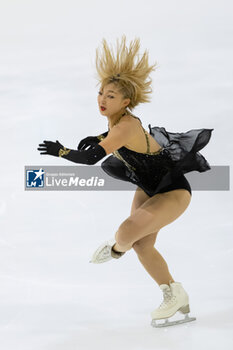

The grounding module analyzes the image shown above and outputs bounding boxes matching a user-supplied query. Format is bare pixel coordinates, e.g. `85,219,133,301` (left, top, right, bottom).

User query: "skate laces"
159,287,176,309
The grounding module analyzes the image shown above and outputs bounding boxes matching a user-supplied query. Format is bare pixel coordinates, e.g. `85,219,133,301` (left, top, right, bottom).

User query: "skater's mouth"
100,106,106,111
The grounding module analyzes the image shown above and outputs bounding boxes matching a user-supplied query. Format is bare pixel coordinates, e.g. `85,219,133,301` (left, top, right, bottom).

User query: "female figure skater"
38,35,213,328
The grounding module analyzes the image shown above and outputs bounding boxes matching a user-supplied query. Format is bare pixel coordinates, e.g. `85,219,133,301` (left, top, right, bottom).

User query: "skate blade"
151,314,196,328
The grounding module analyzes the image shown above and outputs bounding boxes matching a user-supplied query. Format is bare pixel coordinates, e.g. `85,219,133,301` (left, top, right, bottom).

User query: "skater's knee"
132,232,159,256
115,220,136,247
132,241,155,256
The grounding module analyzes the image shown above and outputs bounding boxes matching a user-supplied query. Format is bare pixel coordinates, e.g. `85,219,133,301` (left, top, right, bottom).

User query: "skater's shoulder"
98,119,136,155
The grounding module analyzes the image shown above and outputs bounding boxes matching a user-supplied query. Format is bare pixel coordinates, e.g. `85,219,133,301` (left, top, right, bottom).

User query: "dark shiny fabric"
62,143,107,165
101,125,214,197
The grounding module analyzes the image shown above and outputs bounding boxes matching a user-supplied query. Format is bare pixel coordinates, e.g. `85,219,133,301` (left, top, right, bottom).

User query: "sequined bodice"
115,145,174,184
105,113,175,189
110,114,174,180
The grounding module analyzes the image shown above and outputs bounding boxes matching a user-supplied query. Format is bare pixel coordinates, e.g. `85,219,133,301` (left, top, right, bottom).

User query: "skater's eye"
98,92,114,98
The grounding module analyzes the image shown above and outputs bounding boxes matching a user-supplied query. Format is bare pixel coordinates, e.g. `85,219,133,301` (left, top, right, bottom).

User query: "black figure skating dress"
99,116,213,197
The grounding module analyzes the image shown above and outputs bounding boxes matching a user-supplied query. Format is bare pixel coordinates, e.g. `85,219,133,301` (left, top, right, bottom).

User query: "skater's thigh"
130,187,159,249
117,189,191,246
129,189,191,235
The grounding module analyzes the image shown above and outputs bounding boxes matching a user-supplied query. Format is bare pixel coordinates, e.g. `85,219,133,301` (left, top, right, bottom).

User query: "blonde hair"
95,34,158,111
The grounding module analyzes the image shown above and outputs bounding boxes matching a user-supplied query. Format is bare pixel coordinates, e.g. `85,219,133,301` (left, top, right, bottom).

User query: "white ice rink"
0,0,233,349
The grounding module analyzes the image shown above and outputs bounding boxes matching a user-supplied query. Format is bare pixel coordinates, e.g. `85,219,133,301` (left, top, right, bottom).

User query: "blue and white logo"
26,168,45,188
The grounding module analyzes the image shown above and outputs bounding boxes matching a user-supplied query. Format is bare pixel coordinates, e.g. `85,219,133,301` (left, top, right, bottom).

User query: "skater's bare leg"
112,187,149,253
133,233,175,285
112,187,191,285
113,188,191,251
113,230,175,285
113,188,175,285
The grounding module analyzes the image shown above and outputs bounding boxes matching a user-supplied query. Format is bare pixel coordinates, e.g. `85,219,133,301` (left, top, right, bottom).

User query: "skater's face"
98,83,130,117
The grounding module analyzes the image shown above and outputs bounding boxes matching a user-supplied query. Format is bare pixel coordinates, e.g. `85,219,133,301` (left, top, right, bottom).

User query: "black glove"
38,140,107,165
77,131,109,150
38,140,65,156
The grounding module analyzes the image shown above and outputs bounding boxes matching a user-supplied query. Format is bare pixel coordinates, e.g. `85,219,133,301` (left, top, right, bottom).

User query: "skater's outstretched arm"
37,140,107,165
38,119,135,164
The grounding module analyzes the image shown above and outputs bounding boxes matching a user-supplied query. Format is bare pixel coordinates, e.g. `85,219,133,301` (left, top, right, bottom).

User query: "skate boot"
151,281,196,328
89,238,125,264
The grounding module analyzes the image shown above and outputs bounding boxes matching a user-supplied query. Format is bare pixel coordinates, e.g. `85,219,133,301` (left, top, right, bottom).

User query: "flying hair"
95,34,159,111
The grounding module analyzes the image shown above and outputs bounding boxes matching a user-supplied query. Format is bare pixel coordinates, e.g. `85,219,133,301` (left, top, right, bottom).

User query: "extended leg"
113,187,176,285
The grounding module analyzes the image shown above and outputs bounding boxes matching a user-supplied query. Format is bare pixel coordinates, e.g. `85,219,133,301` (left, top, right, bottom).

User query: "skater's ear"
98,120,136,155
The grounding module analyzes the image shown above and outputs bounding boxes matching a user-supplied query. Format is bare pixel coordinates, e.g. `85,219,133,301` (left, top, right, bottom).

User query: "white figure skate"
151,281,196,328
89,238,125,264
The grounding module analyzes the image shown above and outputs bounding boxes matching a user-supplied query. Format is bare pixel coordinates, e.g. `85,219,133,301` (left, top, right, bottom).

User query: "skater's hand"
37,140,66,157
77,136,99,150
